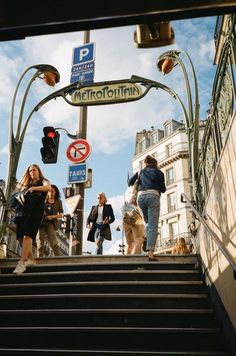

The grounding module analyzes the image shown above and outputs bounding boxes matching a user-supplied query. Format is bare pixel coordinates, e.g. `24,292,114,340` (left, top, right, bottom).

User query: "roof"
1,1,236,41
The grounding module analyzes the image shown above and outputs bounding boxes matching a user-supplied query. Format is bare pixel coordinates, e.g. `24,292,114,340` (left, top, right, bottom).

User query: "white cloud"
0,144,8,155
0,52,20,106
199,40,215,62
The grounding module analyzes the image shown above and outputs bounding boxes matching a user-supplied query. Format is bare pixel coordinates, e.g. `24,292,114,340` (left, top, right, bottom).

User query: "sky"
0,16,217,255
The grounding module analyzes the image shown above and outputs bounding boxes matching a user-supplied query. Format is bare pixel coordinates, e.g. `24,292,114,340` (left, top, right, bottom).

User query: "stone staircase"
0,254,232,355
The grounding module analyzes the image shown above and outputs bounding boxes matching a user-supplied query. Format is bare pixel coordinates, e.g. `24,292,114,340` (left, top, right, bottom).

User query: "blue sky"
0,16,217,254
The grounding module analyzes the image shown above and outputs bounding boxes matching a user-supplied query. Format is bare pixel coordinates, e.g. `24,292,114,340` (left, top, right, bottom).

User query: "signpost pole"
72,30,90,255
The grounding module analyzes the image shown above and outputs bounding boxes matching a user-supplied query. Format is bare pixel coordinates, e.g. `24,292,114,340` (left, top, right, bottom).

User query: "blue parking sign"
72,43,95,65
70,61,95,84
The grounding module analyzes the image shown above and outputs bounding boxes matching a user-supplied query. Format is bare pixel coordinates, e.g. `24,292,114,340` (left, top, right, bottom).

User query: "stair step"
0,349,231,355
0,326,226,351
0,308,217,327
0,254,199,268
0,260,199,274
0,269,201,283
0,292,210,309
0,280,205,295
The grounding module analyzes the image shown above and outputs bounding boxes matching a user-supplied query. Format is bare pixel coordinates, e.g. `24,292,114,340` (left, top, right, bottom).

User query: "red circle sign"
66,139,91,163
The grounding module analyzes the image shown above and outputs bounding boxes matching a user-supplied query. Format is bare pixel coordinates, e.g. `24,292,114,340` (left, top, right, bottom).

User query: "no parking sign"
66,139,91,163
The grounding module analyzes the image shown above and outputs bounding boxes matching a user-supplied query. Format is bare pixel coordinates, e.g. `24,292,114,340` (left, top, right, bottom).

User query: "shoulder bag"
128,173,140,206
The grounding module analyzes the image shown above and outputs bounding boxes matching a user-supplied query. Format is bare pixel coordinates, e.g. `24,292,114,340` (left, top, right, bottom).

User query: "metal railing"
181,193,236,273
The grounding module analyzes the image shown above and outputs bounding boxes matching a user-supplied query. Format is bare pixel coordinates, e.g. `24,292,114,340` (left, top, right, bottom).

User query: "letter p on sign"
72,43,95,65
80,48,89,61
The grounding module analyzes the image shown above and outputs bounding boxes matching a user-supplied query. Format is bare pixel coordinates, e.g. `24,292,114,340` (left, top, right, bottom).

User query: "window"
166,167,174,186
167,192,176,212
169,221,178,237
151,133,158,145
165,123,172,136
146,137,150,149
166,143,172,157
138,139,146,153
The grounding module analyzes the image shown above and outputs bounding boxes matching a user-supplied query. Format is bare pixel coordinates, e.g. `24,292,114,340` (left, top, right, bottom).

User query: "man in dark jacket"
86,192,115,255
128,155,166,261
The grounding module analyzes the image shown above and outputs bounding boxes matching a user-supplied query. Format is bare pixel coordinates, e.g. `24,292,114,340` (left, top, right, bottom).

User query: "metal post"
157,50,200,203
71,30,90,255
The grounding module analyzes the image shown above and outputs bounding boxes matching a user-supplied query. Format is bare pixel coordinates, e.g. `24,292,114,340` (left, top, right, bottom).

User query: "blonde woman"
13,164,51,275
171,237,190,255
86,192,115,255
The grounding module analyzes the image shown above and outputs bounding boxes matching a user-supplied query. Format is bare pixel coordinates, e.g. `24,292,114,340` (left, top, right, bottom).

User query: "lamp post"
156,50,200,202
4,64,60,201
0,65,60,228
116,225,125,255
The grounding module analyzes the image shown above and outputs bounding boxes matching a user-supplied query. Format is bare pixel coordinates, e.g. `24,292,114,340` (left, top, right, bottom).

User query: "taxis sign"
71,82,143,105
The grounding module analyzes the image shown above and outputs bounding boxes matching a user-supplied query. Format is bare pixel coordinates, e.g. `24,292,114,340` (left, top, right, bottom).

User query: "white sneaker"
13,261,26,275
25,259,36,266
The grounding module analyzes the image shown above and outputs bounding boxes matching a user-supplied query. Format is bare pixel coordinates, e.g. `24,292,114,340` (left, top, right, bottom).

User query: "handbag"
128,174,140,206
10,189,40,210
9,192,26,223
10,189,29,208
9,192,21,209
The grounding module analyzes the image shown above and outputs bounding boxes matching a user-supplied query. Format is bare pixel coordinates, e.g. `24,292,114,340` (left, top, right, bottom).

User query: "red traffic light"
41,126,60,164
43,126,56,138
47,131,56,138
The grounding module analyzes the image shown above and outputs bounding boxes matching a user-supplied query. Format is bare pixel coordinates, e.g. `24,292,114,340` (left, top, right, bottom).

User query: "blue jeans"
95,227,105,255
138,193,160,251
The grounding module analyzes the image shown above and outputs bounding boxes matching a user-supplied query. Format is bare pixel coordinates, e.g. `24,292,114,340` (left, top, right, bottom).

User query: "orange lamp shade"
43,72,57,86
159,58,174,74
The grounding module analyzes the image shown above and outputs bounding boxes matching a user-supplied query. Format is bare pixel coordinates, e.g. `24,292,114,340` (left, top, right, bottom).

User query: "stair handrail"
181,193,236,273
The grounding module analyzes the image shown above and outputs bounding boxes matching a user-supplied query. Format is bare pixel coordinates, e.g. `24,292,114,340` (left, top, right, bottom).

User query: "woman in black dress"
13,164,51,275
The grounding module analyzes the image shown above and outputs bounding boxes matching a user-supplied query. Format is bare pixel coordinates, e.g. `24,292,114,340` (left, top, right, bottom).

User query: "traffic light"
134,22,175,48
40,126,60,164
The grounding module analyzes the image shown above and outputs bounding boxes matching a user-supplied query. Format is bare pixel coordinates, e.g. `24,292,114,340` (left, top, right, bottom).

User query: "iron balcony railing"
156,232,192,252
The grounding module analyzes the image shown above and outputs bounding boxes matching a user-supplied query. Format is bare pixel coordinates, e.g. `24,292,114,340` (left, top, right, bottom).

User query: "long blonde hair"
17,164,46,189
172,237,189,254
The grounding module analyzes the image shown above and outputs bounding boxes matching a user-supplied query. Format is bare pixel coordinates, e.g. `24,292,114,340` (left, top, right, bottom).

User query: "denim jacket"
128,165,166,194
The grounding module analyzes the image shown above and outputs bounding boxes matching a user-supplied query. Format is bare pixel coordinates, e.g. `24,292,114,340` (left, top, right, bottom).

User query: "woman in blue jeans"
128,155,166,261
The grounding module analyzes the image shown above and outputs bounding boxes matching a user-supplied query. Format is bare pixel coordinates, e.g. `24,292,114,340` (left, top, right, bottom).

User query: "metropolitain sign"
71,82,143,105
35,76,176,110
